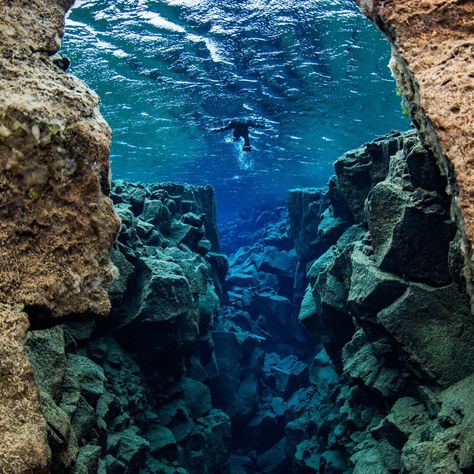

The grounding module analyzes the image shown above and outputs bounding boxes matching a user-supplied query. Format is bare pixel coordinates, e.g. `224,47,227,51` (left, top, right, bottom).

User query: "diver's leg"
242,134,252,152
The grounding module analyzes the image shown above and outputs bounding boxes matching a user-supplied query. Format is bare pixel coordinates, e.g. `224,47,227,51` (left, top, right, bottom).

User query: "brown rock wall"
355,0,474,294
0,1,120,317
0,304,50,472
0,0,120,471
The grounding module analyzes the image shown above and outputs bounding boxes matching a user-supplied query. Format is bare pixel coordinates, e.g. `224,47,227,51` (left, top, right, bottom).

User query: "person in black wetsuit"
213,118,265,152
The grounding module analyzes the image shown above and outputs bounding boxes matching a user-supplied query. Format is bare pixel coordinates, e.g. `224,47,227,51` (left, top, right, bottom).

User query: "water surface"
63,0,410,219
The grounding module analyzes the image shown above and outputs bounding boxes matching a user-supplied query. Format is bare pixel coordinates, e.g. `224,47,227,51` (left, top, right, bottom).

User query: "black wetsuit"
214,120,264,151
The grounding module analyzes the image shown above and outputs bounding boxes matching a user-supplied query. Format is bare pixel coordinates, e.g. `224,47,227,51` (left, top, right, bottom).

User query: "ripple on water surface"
63,0,410,219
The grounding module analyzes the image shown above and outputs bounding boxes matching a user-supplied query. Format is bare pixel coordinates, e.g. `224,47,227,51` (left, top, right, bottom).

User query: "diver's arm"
212,123,233,133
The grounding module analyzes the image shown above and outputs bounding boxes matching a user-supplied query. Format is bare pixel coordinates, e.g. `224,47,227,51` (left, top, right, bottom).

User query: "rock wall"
25,181,231,473
289,130,474,473
354,0,474,302
0,1,119,471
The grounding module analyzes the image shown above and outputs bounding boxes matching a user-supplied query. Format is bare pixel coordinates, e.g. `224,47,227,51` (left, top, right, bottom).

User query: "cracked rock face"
0,1,120,316
0,1,119,471
354,0,474,295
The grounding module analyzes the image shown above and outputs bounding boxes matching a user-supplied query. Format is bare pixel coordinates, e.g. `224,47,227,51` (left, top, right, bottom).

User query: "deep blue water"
62,0,410,221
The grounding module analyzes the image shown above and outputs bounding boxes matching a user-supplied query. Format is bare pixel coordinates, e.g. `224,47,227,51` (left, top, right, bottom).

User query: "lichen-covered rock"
0,0,120,317
354,0,474,299
0,304,49,472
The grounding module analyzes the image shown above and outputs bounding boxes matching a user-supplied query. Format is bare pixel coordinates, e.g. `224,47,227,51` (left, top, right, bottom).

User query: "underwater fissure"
1,0,474,473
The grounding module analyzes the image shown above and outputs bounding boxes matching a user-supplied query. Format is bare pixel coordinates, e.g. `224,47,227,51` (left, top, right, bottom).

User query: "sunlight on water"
62,0,410,219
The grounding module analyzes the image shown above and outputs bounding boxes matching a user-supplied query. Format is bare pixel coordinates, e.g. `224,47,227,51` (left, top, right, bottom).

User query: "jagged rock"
342,330,404,398
355,1,474,285
259,246,297,278
26,325,66,401
178,378,212,418
211,331,263,418
207,251,229,301
134,257,194,323
348,245,407,319
371,397,428,450
401,376,474,473
108,427,149,468
181,410,231,472
334,131,409,222
288,188,329,264
301,226,365,361
309,348,339,394
145,426,177,455
268,355,308,397
367,175,453,287
109,248,135,304
73,444,101,474
350,437,401,474
62,354,106,405
378,283,474,386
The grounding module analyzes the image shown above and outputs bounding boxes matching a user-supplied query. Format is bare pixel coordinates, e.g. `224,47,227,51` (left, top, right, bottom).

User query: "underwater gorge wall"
354,0,474,300
0,1,119,471
288,130,474,473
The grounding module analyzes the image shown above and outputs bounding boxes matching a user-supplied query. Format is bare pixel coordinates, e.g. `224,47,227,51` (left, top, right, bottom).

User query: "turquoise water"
62,0,409,219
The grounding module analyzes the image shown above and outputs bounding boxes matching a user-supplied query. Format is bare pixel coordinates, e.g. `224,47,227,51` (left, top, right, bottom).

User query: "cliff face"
26,182,231,473
0,0,119,316
289,131,474,473
0,1,120,471
354,0,474,298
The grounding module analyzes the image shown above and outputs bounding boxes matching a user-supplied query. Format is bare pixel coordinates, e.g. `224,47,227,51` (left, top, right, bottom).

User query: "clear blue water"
62,0,410,220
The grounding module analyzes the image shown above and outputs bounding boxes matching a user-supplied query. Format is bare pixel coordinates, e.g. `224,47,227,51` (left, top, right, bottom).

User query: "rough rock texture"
0,304,49,473
354,0,474,299
26,182,231,473
289,130,474,473
0,0,120,316
216,207,316,473
0,2,119,472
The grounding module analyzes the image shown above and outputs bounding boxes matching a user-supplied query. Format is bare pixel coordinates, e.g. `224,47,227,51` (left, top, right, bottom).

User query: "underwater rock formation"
217,207,316,473
355,0,474,298
25,182,231,473
289,130,474,473
0,0,119,317
0,304,49,473
0,1,119,471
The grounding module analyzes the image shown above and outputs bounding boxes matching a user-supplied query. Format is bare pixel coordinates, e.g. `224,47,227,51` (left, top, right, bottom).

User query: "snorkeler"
213,118,265,152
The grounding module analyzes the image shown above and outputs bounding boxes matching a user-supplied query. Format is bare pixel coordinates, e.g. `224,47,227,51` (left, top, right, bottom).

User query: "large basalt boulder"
378,283,474,386
366,148,454,286
334,131,411,222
